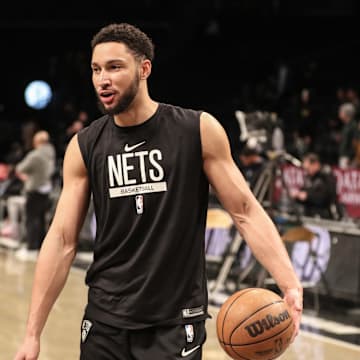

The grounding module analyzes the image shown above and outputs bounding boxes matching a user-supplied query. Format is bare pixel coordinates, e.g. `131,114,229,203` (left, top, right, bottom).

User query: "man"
14,130,56,261
338,102,357,168
15,23,302,360
290,152,339,219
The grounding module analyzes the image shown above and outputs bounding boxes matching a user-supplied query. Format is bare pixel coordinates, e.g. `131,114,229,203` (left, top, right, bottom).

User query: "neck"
113,87,158,127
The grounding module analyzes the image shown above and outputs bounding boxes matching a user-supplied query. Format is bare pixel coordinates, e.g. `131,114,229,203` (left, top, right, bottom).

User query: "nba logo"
81,319,92,343
135,195,144,215
185,324,194,343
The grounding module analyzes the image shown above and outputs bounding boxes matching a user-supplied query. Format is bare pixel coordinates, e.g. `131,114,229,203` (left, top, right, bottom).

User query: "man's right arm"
14,134,90,360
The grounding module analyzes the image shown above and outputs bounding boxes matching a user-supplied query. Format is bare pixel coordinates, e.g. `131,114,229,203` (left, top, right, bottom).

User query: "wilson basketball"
216,288,294,360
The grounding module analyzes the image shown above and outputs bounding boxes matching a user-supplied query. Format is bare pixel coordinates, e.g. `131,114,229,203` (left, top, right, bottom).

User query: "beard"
96,71,140,116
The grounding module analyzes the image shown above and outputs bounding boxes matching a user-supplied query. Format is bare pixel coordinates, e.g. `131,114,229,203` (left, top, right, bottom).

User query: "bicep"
201,112,257,215
48,135,90,244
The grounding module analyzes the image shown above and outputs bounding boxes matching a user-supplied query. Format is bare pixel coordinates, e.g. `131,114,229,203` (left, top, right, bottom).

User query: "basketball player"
14,23,302,360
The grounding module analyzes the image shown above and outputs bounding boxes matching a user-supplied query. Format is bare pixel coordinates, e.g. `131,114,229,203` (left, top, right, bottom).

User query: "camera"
235,110,283,153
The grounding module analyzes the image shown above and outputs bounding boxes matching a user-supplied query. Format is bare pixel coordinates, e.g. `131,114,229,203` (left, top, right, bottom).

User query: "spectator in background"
291,88,319,159
351,111,360,169
57,110,90,158
0,184,25,239
66,110,90,139
319,86,347,165
0,133,36,240
338,102,358,168
0,163,25,239
0,142,27,239
290,152,339,219
14,130,56,261
345,87,360,120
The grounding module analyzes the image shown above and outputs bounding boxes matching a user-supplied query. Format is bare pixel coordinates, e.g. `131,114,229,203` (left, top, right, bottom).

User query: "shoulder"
200,111,224,128
24,149,40,161
320,168,336,182
157,103,206,139
64,134,87,167
76,115,109,167
200,111,228,140
160,102,203,124
41,143,56,154
77,115,109,150
200,112,231,158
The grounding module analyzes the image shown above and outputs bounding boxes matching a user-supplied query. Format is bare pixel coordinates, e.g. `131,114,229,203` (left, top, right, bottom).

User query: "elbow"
64,233,78,259
229,195,271,234
221,187,266,231
56,230,78,262
63,241,77,260
229,199,253,228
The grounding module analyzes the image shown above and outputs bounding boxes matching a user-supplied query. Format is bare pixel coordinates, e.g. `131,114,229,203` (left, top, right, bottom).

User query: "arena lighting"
24,80,53,110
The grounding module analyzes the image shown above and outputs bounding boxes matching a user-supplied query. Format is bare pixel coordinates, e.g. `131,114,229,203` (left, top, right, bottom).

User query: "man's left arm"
200,112,303,339
15,152,36,180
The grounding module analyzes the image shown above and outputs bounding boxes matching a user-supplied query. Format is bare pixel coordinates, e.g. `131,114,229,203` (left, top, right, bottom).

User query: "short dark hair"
91,23,155,62
303,152,321,164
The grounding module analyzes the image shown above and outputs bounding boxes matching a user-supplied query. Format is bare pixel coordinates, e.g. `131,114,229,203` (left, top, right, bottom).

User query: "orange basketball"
216,288,294,360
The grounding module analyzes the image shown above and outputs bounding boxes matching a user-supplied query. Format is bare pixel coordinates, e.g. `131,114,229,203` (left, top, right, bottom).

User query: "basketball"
216,287,294,360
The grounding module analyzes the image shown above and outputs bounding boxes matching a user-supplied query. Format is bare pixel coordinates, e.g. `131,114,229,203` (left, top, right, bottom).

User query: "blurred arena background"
1,1,360,159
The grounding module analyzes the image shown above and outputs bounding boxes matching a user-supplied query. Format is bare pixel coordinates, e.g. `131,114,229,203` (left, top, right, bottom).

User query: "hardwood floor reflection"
1,248,360,360
0,249,87,360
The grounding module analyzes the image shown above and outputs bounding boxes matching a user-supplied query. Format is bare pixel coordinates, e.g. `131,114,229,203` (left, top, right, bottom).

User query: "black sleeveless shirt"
78,103,210,329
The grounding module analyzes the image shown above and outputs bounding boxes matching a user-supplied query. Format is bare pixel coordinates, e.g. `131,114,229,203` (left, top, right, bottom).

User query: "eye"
92,66,101,74
110,64,122,71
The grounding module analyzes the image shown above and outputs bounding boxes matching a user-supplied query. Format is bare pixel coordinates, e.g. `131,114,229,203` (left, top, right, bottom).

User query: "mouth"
99,90,115,105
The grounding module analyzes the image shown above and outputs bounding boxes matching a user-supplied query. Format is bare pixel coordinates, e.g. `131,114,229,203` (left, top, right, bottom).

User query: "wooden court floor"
1,248,360,360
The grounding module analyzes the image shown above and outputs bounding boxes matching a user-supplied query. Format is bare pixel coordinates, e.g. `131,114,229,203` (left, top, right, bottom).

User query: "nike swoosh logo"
124,141,146,152
181,345,200,357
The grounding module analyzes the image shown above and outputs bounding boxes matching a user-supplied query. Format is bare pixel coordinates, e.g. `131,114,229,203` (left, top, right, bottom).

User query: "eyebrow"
91,59,126,67
91,58,126,64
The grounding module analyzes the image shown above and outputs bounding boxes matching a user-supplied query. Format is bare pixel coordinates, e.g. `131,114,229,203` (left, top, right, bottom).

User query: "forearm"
24,230,77,339
232,200,302,294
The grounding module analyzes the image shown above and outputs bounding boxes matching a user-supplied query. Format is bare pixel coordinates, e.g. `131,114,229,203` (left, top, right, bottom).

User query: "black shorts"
80,317,207,359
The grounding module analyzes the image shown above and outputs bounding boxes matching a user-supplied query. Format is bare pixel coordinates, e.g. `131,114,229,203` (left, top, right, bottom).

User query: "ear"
140,59,152,80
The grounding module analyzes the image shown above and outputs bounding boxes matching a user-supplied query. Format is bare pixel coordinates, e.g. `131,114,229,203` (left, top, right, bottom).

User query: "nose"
98,70,110,85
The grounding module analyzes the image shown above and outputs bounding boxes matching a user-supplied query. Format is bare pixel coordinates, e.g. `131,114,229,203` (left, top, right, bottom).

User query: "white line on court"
300,330,360,351
301,313,360,335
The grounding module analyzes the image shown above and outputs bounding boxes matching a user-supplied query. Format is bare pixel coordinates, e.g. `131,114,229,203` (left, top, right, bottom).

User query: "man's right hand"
14,337,40,360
